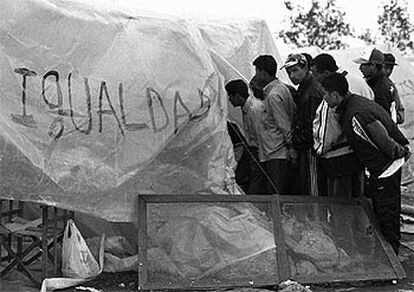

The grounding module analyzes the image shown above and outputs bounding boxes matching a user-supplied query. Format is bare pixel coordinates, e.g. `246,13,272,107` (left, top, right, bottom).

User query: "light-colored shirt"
379,157,404,178
259,79,296,162
242,96,265,149
343,70,374,100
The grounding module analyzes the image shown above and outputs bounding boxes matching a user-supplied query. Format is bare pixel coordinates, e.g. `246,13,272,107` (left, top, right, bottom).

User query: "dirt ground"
54,244,414,292
55,246,413,292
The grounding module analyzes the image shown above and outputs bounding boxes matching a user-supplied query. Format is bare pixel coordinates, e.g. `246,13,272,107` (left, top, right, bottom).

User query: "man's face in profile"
286,64,307,85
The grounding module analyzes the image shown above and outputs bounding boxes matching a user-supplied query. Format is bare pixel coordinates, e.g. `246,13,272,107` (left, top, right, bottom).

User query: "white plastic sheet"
0,0,247,221
0,3,290,288
146,202,277,284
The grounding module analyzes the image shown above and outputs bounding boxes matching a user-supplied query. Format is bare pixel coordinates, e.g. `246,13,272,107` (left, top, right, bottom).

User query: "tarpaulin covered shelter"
0,0,288,288
1,2,409,291
0,0,286,222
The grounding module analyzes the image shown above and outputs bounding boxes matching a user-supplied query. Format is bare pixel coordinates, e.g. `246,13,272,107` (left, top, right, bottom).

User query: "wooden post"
53,207,58,274
0,200,3,263
17,201,23,271
41,206,48,278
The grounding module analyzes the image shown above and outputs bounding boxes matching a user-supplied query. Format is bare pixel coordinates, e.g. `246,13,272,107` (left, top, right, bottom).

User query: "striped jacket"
337,94,409,178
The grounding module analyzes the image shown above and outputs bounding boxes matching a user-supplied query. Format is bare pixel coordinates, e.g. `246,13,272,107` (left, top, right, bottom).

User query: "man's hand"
287,148,298,165
404,145,411,161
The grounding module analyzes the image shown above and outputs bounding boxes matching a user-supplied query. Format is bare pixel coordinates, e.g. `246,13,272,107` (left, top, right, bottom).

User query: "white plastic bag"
41,220,104,292
61,219,103,279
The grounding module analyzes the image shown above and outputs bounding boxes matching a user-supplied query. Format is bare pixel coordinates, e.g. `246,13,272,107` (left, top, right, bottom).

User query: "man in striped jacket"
311,53,373,198
320,72,410,255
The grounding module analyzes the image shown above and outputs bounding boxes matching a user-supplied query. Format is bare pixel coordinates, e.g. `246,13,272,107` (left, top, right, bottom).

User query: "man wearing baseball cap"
353,48,395,117
383,53,405,124
282,53,325,196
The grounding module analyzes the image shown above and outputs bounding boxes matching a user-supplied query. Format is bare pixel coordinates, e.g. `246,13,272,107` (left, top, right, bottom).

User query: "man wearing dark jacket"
311,54,368,198
353,48,395,116
282,53,324,196
321,72,411,254
383,53,405,124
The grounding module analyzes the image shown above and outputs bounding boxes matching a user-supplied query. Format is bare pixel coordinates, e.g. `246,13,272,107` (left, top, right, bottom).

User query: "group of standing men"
225,48,410,254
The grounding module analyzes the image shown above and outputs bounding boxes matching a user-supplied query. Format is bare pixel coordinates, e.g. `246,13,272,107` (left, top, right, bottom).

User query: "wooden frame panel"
137,194,405,290
278,195,406,284
137,194,288,291
360,198,407,280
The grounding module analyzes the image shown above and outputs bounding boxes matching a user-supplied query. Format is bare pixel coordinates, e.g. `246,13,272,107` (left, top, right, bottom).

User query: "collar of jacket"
298,72,313,94
242,96,253,113
336,93,352,115
367,71,385,87
263,77,279,96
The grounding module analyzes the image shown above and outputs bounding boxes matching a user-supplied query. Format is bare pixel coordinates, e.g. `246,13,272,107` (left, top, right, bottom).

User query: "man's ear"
333,91,343,103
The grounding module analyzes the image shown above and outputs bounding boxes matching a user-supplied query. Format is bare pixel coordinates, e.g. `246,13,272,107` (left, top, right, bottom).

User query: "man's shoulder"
348,93,374,105
345,72,374,99
307,77,325,98
373,75,393,92
346,94,383,116
244,96,262,111
249,96,265,111
267,79,292,97
346,72,368,87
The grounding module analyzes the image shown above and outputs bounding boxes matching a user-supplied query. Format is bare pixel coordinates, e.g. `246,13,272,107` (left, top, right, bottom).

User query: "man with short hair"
311,53,374,100
282,53,324,196
225,79,267,195
383,53,405,124
353,48,395,116
252,55,296,195
320,72,411,254
311,53,371,197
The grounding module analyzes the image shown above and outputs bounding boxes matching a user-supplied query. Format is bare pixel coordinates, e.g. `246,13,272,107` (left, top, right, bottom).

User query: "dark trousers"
290,150,311,196
326,171,365,198
264,159,289,195
235,147,267,195
247,147,267,195
366,169,402,254
235,147,250,194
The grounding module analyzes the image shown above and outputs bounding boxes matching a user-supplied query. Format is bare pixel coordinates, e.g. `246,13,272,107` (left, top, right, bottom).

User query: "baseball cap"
384,53,398,66
280,53,308,70
353,48,384,65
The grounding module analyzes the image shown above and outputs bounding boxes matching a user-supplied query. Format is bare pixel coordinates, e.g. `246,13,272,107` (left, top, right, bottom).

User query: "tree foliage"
378,0,413,52
358,29,377,46
279,0,352,50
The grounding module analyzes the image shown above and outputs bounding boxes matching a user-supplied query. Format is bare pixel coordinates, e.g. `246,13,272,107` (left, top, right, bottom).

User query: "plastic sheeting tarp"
0,0,250,222
0,1,286,222
145,202,278,287
0,2,290,288
194,18,289,124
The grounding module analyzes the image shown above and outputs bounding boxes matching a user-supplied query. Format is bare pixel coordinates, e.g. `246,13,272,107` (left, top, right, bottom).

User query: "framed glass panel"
137,195,405,290
279,196,406,284
137,195,288,291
